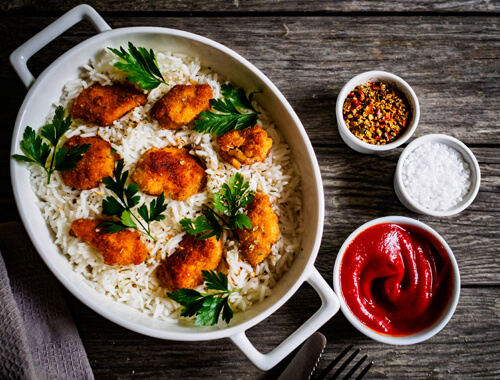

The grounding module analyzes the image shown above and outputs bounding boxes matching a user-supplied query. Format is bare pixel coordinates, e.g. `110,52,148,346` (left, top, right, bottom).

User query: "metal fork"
313,345,373,380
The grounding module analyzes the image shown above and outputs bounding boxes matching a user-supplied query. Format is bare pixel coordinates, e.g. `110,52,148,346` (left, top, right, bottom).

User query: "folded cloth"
0,222,94,380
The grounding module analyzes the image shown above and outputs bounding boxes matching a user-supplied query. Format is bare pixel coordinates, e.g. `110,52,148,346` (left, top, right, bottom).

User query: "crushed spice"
343,81,411,145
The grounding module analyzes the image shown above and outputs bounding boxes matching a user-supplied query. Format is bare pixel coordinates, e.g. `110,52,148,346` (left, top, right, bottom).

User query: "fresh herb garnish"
214,172,254,229
12,106,90,184
180,172,254,240
180,208,223,240
100,159,168,242
108,42,168,90
168,270,240,326
194,84,260,136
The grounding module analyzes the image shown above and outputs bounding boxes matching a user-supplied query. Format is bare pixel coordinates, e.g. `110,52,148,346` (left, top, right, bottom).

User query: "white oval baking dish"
9,4,339,371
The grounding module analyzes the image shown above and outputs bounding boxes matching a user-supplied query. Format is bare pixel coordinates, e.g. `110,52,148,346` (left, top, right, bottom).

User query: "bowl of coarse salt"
394,134,481,216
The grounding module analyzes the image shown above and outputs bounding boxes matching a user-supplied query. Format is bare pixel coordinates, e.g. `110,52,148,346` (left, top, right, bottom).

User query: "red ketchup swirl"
340,223,453,336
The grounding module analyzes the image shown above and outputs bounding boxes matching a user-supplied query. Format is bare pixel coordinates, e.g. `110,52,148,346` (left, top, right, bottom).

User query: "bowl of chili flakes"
336,71,420,154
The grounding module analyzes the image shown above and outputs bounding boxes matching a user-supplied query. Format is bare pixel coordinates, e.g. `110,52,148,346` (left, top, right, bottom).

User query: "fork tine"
342,354,367,379
355,361,373,380
314,345,354,380
329,348,360,379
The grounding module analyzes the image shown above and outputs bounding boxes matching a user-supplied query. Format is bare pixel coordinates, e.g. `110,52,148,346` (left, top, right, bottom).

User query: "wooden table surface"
1,1,499,379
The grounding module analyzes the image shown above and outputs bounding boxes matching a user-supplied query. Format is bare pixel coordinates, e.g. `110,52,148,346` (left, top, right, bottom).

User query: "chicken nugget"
72,84,147,126
217,126,273,169
152,84,212,129
157,234,223,291
235,192,280,267
61,135,118,190
70,218,148,266
131,147,206,201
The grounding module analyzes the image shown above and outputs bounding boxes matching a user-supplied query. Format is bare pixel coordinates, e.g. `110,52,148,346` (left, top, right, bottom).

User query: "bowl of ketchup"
333,216,460,344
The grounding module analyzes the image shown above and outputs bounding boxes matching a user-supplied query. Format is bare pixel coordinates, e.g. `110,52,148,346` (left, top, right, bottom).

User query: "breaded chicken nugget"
131,147,206,201
152,84,212,130
61,135,118,190
235,192,280,267
157,234,223,291
72,84,147,126
217,126,273,169
70,218,148,266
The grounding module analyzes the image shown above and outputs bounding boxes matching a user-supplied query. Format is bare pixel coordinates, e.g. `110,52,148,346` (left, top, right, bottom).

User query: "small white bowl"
394,134,481,216
336,71,420,154
333,216,460,345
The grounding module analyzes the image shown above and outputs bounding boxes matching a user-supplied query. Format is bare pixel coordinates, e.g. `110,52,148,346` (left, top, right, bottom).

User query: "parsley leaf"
196,296,226,326
180,208,223,240
102,196,125,217
214,172,254,217
168,288,208,318
167,270,240,326
103,160,128,201
120,210,137,229
230,213,252,230
100,159,168,242
137,193,167,224
13,127,50,166
181,173,254,241
98,221,127,234
54,144,91,172
125,183,141,208
221,84,257,110
108,42,168,90
194,84,260,136
12,106,89,184
220,297,234,324
202,270,229,292
40,106,72,145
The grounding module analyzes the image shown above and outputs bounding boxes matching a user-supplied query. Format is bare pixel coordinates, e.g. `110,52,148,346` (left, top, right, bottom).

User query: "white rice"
27,49,303,323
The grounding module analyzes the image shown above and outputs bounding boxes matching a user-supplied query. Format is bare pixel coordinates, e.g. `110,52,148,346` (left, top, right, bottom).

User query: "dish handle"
229,267,340,371
10,4,111,89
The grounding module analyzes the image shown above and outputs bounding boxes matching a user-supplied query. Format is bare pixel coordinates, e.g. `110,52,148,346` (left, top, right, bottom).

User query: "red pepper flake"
343,81,411,145
351,98,361,110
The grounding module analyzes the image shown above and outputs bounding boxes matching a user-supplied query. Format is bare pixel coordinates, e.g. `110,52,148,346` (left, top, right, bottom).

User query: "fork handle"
230,267,340,371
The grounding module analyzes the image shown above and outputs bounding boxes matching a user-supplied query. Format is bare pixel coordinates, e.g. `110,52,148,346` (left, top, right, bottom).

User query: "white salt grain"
402,142,471,211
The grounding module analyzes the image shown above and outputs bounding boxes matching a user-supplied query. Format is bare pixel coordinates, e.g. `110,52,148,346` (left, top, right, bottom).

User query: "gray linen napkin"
0,221,94,380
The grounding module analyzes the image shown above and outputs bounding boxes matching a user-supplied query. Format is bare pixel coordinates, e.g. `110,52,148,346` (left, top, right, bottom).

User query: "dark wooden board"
0,16,498,285
2,0,499,13
1,9,499,379
317,146,500,285
66,285,500,379
1,145,497,284
1,16,499,147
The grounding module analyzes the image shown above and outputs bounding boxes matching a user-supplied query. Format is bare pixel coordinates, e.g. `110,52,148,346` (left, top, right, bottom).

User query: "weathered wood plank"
2,12,498,337
316,146,500,285
1,16,499,147
1,0,499,13
2,10,499,380
2,145,498,283
66,286,500,379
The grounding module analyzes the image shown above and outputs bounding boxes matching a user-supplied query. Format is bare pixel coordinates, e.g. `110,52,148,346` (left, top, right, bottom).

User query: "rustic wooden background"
1,0,499,378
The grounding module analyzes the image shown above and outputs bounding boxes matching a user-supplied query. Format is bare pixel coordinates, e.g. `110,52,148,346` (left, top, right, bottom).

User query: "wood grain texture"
316,146,500,285
2,9,499,379
1,16,499,281
1,144,497,283
65,286,500,379
1,0,499,13
1,16,499,147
